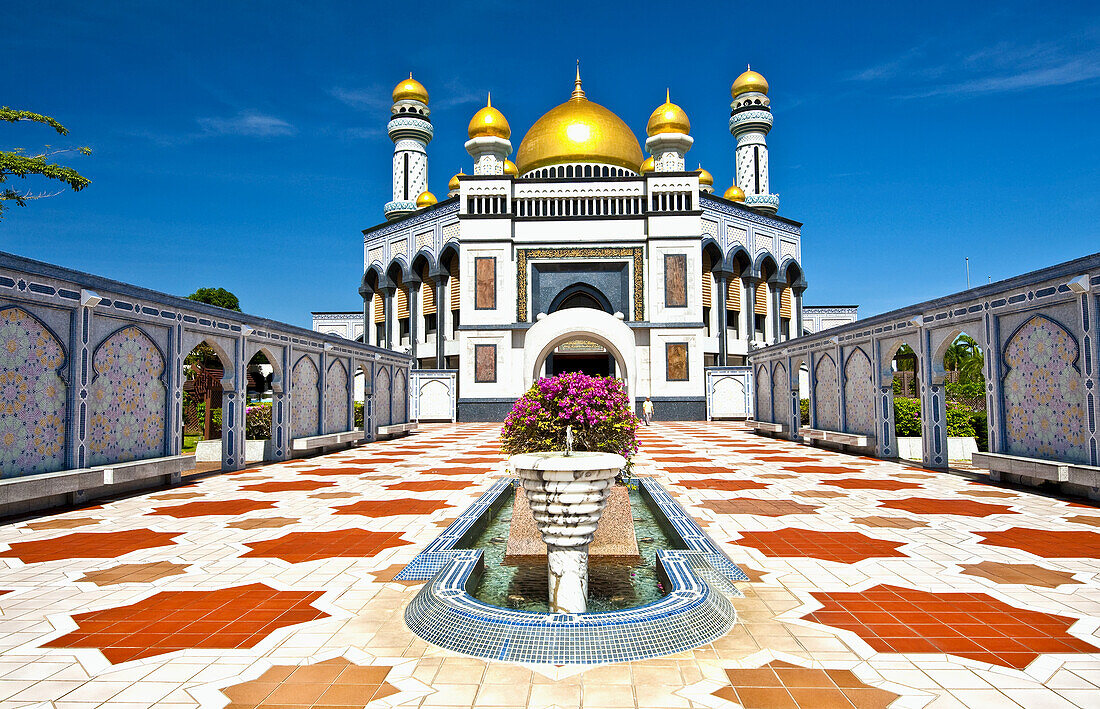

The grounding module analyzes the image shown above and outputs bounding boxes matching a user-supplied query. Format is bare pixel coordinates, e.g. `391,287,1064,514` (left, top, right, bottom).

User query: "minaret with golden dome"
465,93,513,175
729,65,778,214
645,89,693,172
385,73,433,220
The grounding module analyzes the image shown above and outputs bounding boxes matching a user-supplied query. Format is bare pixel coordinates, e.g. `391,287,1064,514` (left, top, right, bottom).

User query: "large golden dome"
515,68,644,174
393,74,429,104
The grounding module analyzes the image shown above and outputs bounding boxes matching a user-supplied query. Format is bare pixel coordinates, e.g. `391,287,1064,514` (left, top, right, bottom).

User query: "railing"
748,252,1099,470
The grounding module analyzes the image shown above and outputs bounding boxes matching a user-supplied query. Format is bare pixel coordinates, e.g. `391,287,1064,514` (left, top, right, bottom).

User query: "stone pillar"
220,338,246,472
380,287,395,350
743,276,758,343
872,339,896,458
715,270,729,365
806,351,818,429
792,284,806,339
434,275,447,366
358,282,372,347
407,279,420,367
68,295,95,472
918,328,949,469
981,312,1005,455
768,277,782,344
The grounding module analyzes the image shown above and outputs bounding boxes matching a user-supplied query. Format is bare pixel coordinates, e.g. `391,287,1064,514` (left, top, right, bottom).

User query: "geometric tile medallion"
711,660,900,709
805,584,1100,669
77,561,191,586
792,490,847,498
150,499,278,518
879,497,1014,517
310,491,359,499
23,517,102,530
239,480,337,493
851,516,929,529
384,480,470,492
699,499,820,516
958,561,1082,588
0,530,181,563
219,657,397,708
1066,515,1100,528
241,529,412,563
43,582,328,663
675,479,770,492
782,465,866,475
332,499,451,517
732,528,907,563
819,478,923,491
227,517,300,530
976,528,1100,558
368,563,425,586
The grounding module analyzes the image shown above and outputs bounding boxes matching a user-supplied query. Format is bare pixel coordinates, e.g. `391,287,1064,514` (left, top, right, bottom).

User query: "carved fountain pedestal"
509,451,625,614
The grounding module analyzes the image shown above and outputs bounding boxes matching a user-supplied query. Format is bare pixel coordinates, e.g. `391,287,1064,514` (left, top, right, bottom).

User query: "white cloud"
196,111,296,137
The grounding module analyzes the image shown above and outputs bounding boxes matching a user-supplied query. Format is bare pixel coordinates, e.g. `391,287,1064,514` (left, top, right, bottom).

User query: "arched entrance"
523,309,636,408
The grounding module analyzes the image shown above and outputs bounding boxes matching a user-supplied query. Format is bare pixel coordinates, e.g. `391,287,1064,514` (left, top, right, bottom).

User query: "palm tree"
944,335,984,385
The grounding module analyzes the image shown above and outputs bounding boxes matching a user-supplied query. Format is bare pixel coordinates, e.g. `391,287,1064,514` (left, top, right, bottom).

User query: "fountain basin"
510,451,624,613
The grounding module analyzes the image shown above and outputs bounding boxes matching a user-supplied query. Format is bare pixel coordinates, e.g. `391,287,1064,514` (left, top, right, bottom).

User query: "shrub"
246,403,271,439
971,410,988,451
354,401,364,428
894,397,922,437
500,372,639,462
800,398,809,425
946,380,984,401
946,404,976,438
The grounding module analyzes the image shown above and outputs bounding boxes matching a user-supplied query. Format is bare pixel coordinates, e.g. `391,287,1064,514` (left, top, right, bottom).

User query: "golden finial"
572,60,585,100
666,87,670,103
487,91,491,108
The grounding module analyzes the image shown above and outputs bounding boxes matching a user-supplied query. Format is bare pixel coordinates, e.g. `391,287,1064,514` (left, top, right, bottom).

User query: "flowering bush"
501,372,639,462
246,403,271,439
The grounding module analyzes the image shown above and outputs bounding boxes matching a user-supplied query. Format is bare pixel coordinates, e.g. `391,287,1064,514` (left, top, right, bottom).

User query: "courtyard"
0,423,1097,709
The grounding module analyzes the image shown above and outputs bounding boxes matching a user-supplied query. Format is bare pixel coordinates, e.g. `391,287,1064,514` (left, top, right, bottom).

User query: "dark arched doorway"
543,285,616,377
548,283,614,314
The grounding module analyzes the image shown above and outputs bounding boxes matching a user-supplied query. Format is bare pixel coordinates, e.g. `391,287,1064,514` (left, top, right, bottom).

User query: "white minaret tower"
645,89,693,172
729,66,778,214
385,74,433,220
465,93,512,175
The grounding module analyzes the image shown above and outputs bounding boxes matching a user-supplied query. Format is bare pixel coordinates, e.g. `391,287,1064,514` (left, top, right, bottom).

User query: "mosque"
312,66,857,421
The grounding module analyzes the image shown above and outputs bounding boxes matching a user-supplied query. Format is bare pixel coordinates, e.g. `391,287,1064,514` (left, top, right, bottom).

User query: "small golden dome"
448,170,464,191
416,190,438,208
697,165,713,186
393,73,429,104
646,89,691,136
503,159,518,176
731,66,769,96
467,93,511,139
724,185,746,201
515,65,644,174
640,156,655,174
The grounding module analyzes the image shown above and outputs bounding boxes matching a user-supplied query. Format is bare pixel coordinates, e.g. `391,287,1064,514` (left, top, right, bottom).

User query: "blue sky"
5,1,1099,327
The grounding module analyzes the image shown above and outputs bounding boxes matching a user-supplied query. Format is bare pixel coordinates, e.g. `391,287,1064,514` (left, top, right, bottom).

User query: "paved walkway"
0,423,1098,708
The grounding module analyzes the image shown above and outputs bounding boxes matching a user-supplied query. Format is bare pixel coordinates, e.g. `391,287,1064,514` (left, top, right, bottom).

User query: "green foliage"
945,380,984,400
944,334,984,385
354,401,364,428
1,107,91,220
971,410,989,451
799,398,809,425
188,287,242,312
893,344,917,371
195,402,222,436
894,397,922,436
946,405,976,438
500,373,639,463
894,397,986,441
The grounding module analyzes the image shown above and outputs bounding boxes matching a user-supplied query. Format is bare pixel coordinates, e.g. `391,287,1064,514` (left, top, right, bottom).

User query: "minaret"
465,93,512,175
385,74,433,220
645,89,693,172
729,66,778,214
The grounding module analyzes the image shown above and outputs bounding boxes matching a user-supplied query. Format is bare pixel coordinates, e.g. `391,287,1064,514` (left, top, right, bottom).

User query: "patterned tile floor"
0,422,1098,708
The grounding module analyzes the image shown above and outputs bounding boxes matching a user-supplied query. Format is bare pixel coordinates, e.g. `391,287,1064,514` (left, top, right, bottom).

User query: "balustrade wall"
748,254,1100,470
0,251,411,486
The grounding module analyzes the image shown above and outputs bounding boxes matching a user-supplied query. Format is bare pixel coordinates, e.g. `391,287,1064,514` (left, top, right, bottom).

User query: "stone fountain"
509,427,625,614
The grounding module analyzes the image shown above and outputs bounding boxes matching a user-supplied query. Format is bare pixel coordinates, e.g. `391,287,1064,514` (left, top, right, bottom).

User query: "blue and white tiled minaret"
729,66,779,214
385,74,433,220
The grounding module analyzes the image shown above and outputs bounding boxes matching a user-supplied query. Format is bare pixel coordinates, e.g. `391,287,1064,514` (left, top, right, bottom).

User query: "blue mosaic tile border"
399,477,746,664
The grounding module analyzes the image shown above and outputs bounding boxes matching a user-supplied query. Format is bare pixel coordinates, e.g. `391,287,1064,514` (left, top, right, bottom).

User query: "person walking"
642,397,654,426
